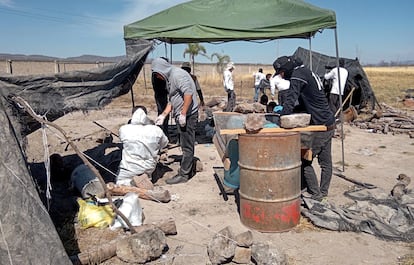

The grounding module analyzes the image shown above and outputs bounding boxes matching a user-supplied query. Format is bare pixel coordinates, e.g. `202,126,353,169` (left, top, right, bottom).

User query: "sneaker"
301,191,312,198
320,197,328,204
165,175,188,185
310,194,324,202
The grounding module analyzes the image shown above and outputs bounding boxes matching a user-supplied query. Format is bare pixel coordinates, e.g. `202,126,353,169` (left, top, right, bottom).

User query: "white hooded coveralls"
116,108,169,186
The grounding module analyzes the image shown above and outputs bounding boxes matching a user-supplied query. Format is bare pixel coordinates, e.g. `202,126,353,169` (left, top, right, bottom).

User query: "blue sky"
0,0,413,65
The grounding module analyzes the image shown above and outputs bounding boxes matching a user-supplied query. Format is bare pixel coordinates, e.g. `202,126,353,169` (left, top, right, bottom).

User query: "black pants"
224,90,236,112
153,75,170,138
329,93,341,115
177,112,198,178
301,129,335,197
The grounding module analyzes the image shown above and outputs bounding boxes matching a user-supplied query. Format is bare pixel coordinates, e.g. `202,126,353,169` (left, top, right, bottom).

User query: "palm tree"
210,52,231,74
182,43,208,74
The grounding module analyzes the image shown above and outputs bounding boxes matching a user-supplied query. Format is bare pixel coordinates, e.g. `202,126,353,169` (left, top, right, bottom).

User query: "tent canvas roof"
124,0,336,44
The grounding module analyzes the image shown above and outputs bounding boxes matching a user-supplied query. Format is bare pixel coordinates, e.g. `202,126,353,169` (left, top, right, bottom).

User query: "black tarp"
1,39,153,135
293,47,377,111
0,39,152,264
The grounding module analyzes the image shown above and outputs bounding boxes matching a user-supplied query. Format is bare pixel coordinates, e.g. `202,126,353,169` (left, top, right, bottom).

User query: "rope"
19,101,239,246
45,126,237,244
41,123,52,210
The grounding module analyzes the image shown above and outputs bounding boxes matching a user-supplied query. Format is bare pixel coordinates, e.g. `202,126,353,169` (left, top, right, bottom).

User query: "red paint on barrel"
241,202,265,223
273,200,300,224
241,199,300,227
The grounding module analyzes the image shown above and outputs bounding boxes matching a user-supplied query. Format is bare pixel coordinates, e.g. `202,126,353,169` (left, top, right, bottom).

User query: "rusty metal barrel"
238,132,301,232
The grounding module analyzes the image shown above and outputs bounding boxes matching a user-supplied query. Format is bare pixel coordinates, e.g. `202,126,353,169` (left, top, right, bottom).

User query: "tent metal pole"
170,40,173,63
164,42,168,57
334,28,345,172
308,37,312,71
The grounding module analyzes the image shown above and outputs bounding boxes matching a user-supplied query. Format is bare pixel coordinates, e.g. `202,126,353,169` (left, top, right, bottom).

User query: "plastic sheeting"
302,188,414,242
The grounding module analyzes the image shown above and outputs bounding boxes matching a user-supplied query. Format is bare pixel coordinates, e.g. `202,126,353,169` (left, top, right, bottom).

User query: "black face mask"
280,61,294,80
152,72,167,92
284,68,294,80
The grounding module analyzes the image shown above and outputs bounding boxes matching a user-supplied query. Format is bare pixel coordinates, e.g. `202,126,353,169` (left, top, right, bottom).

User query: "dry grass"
131,63,272,104
129,64,414,110
364,66,414,108
4,60,414,110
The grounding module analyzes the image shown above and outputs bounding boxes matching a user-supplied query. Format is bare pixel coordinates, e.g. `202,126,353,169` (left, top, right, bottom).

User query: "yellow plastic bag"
77,199,115,229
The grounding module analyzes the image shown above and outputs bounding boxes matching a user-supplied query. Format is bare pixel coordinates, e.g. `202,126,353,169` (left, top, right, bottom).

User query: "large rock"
280,113,310,128
116,227,167,264
207,226,237,265
251,242,287,265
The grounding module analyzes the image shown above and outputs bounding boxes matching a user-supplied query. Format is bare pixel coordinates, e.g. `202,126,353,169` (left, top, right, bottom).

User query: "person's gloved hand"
273,105,283,113
178,114,186,127
155,114,166,125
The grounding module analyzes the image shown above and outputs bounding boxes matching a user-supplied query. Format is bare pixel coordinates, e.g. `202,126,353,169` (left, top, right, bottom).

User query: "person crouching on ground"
116,106,169,186
273,56,336,202
152,58,199,185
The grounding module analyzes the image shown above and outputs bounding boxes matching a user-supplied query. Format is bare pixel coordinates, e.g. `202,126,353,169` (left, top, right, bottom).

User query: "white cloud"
0,0,14,7
90,0,187,37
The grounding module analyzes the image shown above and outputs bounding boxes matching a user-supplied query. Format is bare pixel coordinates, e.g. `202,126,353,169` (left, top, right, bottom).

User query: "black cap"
273,56,293,75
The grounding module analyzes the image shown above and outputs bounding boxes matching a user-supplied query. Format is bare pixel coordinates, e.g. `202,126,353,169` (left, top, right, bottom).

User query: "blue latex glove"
273,105,283,113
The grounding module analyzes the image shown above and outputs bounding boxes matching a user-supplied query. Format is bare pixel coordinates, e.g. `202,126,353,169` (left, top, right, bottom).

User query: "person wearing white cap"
223,62,236,112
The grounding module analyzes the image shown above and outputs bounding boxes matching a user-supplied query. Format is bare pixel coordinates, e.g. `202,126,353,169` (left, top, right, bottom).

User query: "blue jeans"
253,85,260,102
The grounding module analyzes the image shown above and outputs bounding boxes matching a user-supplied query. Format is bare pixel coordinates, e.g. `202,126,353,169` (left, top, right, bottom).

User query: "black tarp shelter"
294,47,377,111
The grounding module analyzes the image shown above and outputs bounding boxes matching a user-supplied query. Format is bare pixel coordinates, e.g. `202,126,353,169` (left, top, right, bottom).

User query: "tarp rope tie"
44,123,239,246
42,123,52,211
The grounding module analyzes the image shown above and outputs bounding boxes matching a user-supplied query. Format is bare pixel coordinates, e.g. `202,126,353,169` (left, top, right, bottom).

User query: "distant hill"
0,53,126,63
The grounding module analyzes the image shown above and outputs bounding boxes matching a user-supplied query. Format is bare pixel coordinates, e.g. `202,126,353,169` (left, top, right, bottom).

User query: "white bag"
110,192,143,230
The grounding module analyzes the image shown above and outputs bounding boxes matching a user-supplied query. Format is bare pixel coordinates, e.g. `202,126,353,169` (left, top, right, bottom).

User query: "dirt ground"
25,96,414,265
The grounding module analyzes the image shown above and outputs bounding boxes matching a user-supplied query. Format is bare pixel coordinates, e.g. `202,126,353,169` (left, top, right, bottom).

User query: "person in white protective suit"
116,107,169,186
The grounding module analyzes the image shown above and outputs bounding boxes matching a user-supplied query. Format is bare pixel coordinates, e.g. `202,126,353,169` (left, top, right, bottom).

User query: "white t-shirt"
270,74,290,96
324,67,348,95
253,71,266,86
223,69,234,91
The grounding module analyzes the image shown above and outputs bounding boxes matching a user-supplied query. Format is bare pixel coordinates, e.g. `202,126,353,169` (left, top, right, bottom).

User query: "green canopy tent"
124,0,336,43
123,0,346,170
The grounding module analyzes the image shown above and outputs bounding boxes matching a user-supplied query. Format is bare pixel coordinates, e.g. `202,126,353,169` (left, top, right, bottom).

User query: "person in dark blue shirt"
273,56,336,201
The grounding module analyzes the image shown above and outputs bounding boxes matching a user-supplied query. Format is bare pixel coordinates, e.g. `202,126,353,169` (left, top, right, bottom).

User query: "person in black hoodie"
273,56,336,201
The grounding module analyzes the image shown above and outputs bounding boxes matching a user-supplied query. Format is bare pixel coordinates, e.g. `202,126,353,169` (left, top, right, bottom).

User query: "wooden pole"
335,87,356,117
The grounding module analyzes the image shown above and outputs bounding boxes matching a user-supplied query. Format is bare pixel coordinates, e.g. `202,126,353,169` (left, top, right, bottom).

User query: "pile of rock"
207,226,287,265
